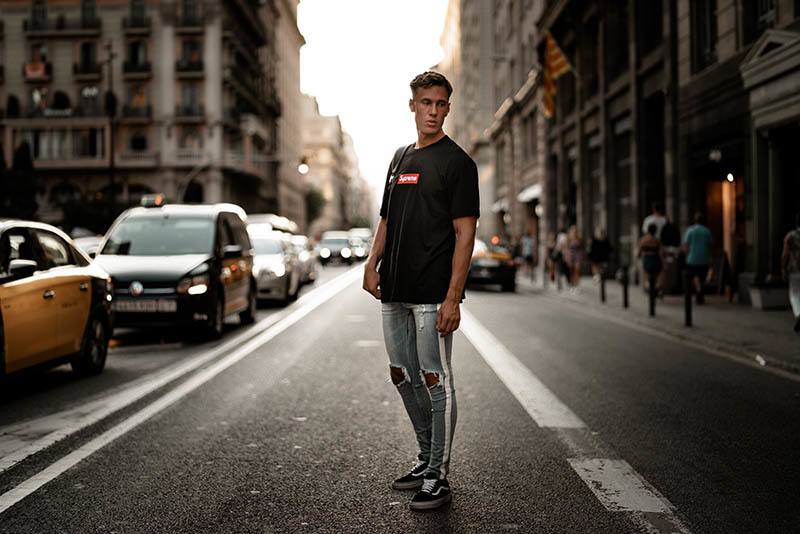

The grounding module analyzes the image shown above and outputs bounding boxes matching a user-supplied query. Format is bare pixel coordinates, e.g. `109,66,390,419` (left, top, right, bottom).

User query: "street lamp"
726,173,734,183
298,163,309,175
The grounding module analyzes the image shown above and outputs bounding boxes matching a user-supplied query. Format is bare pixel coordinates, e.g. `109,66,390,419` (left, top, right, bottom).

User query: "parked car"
248,229,301,305
467,239,517,292
348,237,369,261
95,203,257,339
317,231,353,265
0,220,113,377
247,213,299,235
348,227,373,258
290,235,318,284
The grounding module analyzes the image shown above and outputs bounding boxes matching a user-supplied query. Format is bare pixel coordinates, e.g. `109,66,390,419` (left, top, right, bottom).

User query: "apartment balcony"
223,66,262,109
23,62,52,83
174,104,205,124
122,16,151,35
73,62,102,82
117,150,159,168
176,13,205,35
23,17,102,38
120,104,153,124
223,107,241,127
174,148,207,166
175,59,204,79
222,151,270,179
122,61,152,80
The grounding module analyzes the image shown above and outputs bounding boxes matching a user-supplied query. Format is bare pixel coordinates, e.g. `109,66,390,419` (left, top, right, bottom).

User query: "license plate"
113,299,177,313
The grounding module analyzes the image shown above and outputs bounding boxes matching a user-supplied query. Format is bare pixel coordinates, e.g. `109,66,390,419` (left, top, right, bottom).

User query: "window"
691,0,717,73
128,40,147,66
181,0,200,22
31,0,47,26
743,0,775,45
128,83,147,108
605,2,629,82
581,18,599,101
129,131,147,152
180,127,202,148
79,86,100,115
80,41,96,68
0,229,37,278
81,0,96,23
637,0,663,56
34,230,73,269
182,39,202,63
181,83,200,111
130,0,145,21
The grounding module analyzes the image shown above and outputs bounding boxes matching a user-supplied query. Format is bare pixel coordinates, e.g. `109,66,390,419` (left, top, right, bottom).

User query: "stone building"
0,0,282,225
272,0,307,232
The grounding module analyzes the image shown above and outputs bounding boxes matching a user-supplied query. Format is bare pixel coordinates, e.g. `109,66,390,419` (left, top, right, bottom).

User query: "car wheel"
502,280,517,292
207,295,225,340
239,281,257,325
71,313,108,376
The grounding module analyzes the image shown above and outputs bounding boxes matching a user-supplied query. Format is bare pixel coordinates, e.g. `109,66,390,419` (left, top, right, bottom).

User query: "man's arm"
781,234,790,279
363,218,387,299
436,216,477,337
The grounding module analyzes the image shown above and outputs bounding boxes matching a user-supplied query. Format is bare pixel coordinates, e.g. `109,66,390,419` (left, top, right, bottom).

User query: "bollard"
684,270,693,327
600,272,606,303
648,272,656,317
615,266,629,309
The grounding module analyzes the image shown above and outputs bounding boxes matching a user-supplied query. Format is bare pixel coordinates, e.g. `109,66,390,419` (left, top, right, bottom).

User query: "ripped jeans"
381,302,456,480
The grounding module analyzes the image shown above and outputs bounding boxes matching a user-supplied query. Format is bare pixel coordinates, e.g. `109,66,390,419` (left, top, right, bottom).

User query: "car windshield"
101,216,214,256
321,238,349,247
251,237,283,255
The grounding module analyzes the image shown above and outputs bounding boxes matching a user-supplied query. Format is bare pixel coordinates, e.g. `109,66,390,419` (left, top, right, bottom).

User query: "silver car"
249,231,301,305
290,235,318,284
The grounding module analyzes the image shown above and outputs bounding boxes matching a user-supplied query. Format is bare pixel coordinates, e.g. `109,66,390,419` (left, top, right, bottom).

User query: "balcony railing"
176,13,204,33
121,104,152,120
73,62,102,80
176,59,204,77
23,17,102,36
175,148,206,165
122,61,152,78
118,151,159,168
175,104,204,116
23,62,53,82
122,15,151,33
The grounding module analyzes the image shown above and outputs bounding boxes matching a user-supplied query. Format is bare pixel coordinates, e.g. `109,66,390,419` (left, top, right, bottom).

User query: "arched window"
129,131,148,152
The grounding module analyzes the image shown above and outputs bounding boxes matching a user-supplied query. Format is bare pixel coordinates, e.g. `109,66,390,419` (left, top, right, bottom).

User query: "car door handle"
43,290,55,300
79,282,89,292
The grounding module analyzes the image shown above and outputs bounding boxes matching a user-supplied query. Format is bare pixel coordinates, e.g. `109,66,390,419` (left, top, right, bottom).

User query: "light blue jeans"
790,273,800,318
381,302,456,480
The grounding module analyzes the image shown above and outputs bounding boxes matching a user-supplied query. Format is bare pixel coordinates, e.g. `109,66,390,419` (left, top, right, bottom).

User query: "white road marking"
459,308,690,533
354,340,381,348
0,266,362,475
567,459,672,513
459,311,584,429
0,267,363,515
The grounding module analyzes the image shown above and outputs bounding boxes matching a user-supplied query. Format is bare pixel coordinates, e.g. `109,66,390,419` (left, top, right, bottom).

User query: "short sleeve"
448,154,480,219
379,146,407,218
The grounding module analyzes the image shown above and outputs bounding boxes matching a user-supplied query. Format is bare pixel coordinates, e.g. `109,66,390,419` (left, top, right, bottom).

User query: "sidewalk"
518,273,800,375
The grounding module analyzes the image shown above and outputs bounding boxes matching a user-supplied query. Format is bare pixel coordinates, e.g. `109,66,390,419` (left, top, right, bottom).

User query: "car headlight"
354,247,366,257
320,248,331,259
341,247,352,258
271,264,286,278
299,250,310,262
177,273,210,295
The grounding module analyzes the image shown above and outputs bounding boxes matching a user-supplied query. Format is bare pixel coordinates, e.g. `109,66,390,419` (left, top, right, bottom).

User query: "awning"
491,198,509,213
517,183,542,203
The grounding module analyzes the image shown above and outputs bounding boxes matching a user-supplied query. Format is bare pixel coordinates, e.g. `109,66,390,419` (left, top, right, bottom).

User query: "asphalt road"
1,266,798,533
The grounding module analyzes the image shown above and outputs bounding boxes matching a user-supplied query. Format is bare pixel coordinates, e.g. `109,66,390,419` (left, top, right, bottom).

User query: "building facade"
0,0,282,226
272,0,306,232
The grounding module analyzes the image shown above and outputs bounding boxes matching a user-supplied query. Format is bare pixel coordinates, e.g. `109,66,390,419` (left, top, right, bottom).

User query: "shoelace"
412,460,426,473
420,478,437,494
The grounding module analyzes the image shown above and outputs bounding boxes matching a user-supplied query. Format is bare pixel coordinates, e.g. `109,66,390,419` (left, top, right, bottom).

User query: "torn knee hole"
422,371,441,388
390,366,409,385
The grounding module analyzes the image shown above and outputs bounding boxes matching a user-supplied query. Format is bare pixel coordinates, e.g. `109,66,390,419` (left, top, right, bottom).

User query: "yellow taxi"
0,220,113,377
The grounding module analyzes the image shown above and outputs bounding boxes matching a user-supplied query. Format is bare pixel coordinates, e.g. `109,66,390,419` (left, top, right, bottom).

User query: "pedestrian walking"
642,202,667,240
781,211,800,332
683,212,712,304
545,232,558,284
566,225,584,289
521,231,536,281
638,223,664,297
588,228,612,282
362,71,479,511
555,228,569,289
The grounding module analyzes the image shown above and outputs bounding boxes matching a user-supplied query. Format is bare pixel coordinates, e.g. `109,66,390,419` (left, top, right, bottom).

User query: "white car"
248,230,301,305
290,235,318,284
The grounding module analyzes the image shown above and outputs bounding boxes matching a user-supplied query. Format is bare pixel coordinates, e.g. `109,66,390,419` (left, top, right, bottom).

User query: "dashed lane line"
460,308,692,534
0,266,362,490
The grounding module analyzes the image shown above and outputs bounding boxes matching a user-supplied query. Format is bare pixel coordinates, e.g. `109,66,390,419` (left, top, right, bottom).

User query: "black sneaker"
409,476,452,511
391,460,428,490
794,315,800,333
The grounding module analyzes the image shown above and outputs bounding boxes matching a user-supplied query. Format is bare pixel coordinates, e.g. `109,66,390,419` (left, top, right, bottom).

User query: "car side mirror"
9,259,38,280
222,244,243,260
88,251,97,259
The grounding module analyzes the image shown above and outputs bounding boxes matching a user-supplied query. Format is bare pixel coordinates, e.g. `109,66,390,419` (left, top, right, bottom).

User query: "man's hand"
436,298,460,337
363,266,381,300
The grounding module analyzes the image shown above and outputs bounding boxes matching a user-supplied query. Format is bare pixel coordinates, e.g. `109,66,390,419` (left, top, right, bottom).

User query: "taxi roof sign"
141,194,167,207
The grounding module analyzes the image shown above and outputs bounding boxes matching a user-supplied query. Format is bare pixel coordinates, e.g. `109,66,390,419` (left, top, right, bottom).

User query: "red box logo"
397,173,419,185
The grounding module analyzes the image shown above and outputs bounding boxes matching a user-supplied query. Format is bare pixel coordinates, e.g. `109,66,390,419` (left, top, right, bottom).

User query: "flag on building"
542,32,572,119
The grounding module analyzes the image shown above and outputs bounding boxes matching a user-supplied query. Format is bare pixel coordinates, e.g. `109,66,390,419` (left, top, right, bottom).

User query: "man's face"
409,85,450,137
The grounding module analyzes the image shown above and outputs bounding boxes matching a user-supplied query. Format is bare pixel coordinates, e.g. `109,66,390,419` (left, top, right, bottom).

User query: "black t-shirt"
378,135,479,304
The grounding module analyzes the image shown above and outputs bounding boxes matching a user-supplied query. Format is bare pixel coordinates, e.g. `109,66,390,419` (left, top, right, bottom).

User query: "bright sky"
298,0,449,203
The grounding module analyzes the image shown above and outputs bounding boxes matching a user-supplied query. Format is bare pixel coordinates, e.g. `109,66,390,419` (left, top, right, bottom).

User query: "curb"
517,277,800,380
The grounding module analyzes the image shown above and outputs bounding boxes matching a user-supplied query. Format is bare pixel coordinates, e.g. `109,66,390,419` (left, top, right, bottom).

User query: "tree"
305,187,325,227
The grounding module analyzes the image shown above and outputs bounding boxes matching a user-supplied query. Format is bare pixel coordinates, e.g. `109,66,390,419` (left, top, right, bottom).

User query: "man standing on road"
363,71,479,511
